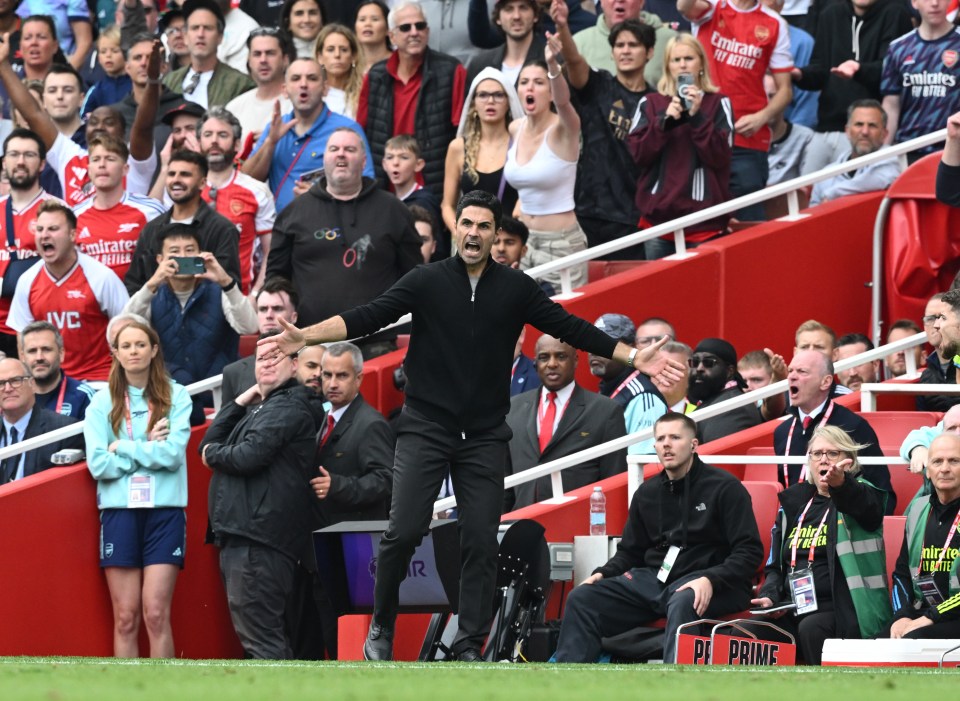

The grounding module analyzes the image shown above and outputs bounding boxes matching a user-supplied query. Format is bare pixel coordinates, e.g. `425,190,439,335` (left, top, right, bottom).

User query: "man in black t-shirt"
551,0,654,258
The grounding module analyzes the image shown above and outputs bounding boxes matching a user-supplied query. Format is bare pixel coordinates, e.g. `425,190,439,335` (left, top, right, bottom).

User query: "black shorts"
99,507,186,569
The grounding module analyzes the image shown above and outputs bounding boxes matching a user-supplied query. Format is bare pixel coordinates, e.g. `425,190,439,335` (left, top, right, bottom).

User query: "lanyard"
783,401,835,485
789,496,832,571
610,370,640,400
54,376,67,414
918,506,960,580
123,392,152,440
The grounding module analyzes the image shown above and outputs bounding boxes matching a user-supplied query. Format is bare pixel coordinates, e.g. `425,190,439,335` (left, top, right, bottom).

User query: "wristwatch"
627,347,638,369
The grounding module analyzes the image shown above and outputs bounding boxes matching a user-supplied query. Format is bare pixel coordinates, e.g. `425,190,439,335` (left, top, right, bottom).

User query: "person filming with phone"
749,425,892,665
122,223,258,398
626,34,734,260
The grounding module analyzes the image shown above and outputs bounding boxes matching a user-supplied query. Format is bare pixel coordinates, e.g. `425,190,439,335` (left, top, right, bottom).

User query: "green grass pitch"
0,659,957,701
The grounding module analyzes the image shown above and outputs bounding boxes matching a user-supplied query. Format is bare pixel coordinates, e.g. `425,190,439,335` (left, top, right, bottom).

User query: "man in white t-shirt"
225,28,294,148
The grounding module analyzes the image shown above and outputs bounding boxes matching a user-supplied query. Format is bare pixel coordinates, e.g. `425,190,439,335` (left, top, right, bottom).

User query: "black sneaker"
457,648,483,662
363,622,394,661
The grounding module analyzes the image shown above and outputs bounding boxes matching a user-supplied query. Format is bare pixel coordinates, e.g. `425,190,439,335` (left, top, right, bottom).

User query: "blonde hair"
805,424,868,485
657,34,719,97
316,24,365,118
463,77,513,185
98,24,121,48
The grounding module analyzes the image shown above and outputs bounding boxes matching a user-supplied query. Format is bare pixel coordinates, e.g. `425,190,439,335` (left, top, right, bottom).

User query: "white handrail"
860,382,960,412
524,129,947,296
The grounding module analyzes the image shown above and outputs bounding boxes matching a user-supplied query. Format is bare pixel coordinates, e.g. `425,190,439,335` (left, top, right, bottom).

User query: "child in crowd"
407,204,437,264
384,135,444,256
81,26,132,117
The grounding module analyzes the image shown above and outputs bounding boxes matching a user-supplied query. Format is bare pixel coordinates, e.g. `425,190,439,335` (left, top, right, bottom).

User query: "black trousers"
742,605,837,665
554,568,750,663
373,406,510,653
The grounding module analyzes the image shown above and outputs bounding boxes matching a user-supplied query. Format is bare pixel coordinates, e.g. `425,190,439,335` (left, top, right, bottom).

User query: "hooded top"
265,176,424,327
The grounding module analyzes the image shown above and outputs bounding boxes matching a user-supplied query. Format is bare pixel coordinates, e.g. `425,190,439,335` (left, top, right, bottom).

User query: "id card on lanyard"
124,392,155,508
788,497,831,615
783,402,835,486
914,507,960,607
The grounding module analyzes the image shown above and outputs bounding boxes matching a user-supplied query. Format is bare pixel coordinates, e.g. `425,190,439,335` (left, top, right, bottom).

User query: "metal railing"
524,129,947,297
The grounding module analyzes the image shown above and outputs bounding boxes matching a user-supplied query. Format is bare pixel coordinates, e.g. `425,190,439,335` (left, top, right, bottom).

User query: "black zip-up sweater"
340,255,617,434
595,456,763,595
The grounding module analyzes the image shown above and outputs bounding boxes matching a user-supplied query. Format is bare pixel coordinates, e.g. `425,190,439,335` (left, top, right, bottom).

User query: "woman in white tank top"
503,35,587,290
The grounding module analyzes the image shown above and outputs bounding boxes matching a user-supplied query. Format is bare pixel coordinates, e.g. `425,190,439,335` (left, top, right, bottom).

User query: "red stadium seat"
859,411,942,454
741,481,783,572
238,334,258,358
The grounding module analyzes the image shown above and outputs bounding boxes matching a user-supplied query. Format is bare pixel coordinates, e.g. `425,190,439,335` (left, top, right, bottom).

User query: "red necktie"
802,416,812,431
539,392,557,453
319,414,335,449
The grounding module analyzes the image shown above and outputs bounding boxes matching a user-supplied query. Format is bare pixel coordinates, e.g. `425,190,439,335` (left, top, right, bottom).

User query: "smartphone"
172,256,206,275
677,73,695,111
299,167,324,185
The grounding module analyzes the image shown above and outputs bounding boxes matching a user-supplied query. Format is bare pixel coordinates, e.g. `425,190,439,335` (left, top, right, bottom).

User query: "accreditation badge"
914,575,945,606
128,475,155,508
658,545,681,583
788,568,818,615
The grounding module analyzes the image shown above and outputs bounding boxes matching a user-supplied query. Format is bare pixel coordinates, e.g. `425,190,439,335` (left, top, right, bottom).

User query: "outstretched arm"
129,40,162,161
0,33,59,149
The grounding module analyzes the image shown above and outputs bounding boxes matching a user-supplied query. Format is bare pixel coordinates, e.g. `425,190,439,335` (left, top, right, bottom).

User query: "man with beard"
197,107,275,295
505,333,626,511
588,313,667,454
124,149,241,295
73,134,165,281
810,100,901,206
918,293,960,412
225,28,294,145
0,128,63,357
0,34,161,206
147,101,205,200
774,349,894,511
835,332,880,393
687,338,762,445
18,320,95,419
244,57,373,212
884,319,923,380
466,0,545,86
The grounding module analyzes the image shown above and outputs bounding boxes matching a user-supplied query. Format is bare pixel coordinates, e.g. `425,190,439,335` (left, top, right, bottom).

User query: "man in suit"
300,341,394,659
511,326,540,397
0,357,83,484
220,277,299,406
505,333,626,511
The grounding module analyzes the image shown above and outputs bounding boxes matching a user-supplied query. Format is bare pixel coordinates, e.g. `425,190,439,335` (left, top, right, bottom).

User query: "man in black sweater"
554,412,763,663
259,189,684,662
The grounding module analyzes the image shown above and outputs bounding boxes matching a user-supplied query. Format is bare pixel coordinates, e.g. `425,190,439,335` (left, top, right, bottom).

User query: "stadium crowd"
1,0,960,668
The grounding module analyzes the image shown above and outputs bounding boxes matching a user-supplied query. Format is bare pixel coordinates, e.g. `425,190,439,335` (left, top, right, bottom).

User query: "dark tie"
2,426,19,483
539,392,557,453
183,72,200,95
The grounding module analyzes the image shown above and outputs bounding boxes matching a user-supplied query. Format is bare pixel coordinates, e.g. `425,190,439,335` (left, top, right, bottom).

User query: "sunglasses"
396,21,428,32
687,355,721,369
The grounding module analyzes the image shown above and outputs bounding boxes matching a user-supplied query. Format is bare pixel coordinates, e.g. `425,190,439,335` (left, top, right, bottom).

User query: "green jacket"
572,13,677,89
162,61,255,109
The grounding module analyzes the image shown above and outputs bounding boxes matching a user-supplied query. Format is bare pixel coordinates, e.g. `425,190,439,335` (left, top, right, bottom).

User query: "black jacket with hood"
795,0,913,132
202,379,326,560
265,175,424,327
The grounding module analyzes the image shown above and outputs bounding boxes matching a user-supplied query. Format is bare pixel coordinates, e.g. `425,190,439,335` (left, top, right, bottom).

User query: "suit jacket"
2,407,84,483
510,353,541,397
314,395,394,527
220,355,255,408
505,384,626,511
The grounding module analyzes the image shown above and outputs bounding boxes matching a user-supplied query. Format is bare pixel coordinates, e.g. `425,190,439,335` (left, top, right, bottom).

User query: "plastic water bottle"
589,487,606,536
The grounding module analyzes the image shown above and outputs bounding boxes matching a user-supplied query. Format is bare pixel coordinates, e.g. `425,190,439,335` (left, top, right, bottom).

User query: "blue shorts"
99,507,186,569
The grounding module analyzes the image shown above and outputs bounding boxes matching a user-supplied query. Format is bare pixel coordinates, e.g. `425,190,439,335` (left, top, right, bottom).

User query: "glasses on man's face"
164,26,184,37
475,91,506,103
687,355,720,369
4,150,39,161
396,21,428,33
809,449,842,461
0,376,30,389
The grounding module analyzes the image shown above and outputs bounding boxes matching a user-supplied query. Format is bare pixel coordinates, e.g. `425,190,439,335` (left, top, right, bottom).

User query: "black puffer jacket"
202,380,326,560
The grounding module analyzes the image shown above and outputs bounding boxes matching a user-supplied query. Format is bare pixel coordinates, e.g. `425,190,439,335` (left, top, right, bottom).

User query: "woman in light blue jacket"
85,321,193,658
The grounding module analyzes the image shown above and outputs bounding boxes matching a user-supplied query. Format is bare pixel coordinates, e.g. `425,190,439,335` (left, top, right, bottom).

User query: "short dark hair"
245,26,296,61
847,98,887,127
169,149,208,177
888,318,921,336
407,204,435,234
44,63,85,92
37,199,77,229
20,320,64,352
125,32,158,61
157,223,200,248
608,19,656,51
491,0,539,31
353,0,391,51
654,411,697,436
4,128,46,161
836,332,875,351
23,15,57,40
500,215,529,245
456,190,503,231
942,288,960,316
257,276,300,309
281,0,326,33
